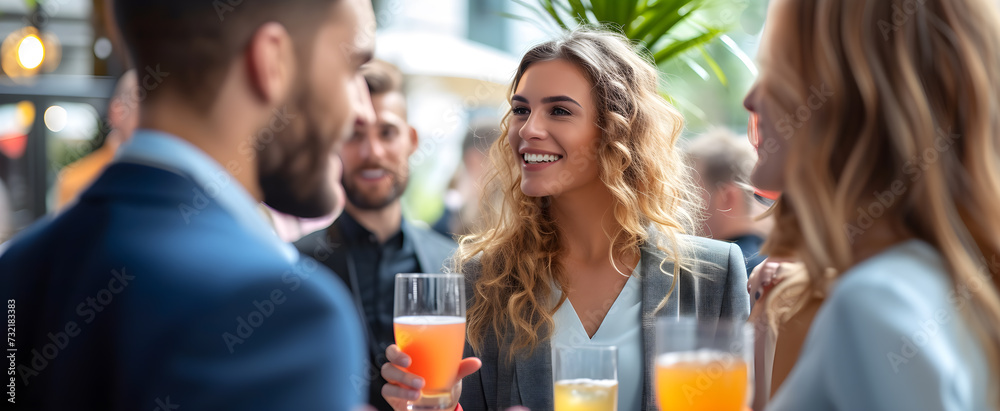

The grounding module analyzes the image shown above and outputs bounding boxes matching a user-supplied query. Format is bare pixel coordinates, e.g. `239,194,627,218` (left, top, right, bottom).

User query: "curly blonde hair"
454,28,702,357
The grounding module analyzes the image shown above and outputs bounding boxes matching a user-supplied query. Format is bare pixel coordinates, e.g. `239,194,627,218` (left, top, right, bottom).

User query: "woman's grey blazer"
459,234,751,411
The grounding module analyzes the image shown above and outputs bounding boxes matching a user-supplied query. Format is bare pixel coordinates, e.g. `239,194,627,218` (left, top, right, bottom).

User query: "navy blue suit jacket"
0,163,367,410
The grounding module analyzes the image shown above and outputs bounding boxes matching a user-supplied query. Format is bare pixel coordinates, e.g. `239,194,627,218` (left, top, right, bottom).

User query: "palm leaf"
698,45,727,86
628,0,696,40
651,28,721,65
589,0,608,23
510,0,566,32
565,0,591,24
538,0,570,30
615,0,640,27
511,0,746,88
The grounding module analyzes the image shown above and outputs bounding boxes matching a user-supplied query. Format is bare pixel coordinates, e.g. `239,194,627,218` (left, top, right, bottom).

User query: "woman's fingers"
381,382,421,403
456,357,483,380
380,348,482,409
380,360,424,389
761,261,780,287
749,259,791,302
385,344,411,368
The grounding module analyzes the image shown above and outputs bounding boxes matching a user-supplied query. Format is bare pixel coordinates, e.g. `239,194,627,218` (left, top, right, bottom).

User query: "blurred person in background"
0,0,378,410
685,127,767,275
381,29,749,411
745,0,1000,409
433,119,501,237
55,70,139,210
296,59,456,411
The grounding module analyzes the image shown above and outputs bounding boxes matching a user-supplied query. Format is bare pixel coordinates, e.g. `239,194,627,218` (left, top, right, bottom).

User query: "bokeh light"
17,34,44,70
44,105,68,133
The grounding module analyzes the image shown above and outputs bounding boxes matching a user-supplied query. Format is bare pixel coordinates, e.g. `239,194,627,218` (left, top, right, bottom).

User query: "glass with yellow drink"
394,274,466,410
552,345,618,411
654,318,753,411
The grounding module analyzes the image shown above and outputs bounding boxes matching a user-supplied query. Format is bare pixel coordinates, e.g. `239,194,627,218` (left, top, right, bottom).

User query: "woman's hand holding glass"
380,345,482,410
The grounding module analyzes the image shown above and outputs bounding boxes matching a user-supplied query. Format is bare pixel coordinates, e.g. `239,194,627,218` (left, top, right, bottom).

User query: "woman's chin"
520,183,553,198
751,164,786,193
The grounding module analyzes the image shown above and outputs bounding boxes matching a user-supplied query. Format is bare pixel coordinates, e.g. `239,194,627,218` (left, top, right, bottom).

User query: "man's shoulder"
405,220,457,250
294,226,336,256
1,177,337,302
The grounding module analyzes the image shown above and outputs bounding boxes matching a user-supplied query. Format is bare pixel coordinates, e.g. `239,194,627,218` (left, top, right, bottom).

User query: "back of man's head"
685,127,757,204
113,0,336,110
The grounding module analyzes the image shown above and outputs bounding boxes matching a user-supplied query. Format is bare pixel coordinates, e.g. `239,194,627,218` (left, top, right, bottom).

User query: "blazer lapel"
402,221,435,273
512,338,554,410
640,243,677,410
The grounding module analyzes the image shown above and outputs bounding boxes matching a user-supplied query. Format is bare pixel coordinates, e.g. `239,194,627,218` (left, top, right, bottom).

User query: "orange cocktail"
393,315,466,393
655,351,748,411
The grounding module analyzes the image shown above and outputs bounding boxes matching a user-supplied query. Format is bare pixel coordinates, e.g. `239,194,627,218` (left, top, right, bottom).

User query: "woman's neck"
550,183,635,266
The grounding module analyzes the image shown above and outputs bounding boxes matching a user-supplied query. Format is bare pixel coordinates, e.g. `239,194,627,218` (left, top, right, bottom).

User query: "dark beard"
260,162,337,218
341,170,408,210
258,82,344,218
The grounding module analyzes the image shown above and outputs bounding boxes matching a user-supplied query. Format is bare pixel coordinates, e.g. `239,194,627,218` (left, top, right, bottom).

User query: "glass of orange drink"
393,273,466,410
654,317,753,411
552,345,618,411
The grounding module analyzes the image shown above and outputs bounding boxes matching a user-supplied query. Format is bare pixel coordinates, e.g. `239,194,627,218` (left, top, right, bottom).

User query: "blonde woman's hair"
454,28,702,356
761,0,1000,404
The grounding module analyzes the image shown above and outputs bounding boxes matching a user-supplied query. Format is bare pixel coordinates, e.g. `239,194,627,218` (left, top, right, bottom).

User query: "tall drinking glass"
552,345,618,411
655,317,753,411
394,273,466,410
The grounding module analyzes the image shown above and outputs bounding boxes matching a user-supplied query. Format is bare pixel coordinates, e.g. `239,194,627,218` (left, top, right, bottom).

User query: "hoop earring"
610,254,630,278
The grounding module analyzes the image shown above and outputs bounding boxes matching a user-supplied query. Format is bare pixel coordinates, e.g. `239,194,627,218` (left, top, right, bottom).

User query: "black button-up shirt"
336,213,422,354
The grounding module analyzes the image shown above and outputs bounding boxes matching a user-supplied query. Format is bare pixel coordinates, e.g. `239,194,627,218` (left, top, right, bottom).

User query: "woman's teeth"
523,153,561,164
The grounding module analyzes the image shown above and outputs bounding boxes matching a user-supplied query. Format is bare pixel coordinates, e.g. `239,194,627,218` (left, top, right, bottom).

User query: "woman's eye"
552,107,571,116
512,107,530,116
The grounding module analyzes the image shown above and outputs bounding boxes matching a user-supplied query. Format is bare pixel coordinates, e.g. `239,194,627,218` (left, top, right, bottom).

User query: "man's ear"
245,22,295,105
408,127,419,156
719,182,743,214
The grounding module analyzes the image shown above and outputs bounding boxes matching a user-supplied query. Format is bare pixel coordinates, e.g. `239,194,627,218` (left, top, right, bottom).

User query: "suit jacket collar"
116,130,289,260
400,219,435,273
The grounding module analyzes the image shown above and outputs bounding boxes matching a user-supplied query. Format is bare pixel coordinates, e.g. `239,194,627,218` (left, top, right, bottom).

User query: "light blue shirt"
551,259,643,411
116,129,297,263
769,240,992,411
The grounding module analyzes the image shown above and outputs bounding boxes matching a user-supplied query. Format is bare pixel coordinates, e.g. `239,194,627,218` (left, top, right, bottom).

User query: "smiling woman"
380,28,751,411
508,59,601,196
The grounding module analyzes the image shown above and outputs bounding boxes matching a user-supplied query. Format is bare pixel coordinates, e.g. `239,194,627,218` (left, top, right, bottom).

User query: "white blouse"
551,259,643,411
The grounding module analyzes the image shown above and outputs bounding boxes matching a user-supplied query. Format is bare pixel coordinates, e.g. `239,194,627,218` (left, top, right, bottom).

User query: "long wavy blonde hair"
454,29,701,356
761,0,1000,402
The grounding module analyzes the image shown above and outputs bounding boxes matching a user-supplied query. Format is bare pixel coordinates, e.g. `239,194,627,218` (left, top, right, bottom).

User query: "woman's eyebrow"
510,95,582,108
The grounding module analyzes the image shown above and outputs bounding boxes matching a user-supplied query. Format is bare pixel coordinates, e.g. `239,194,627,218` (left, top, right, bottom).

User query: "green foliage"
512,0,745,86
